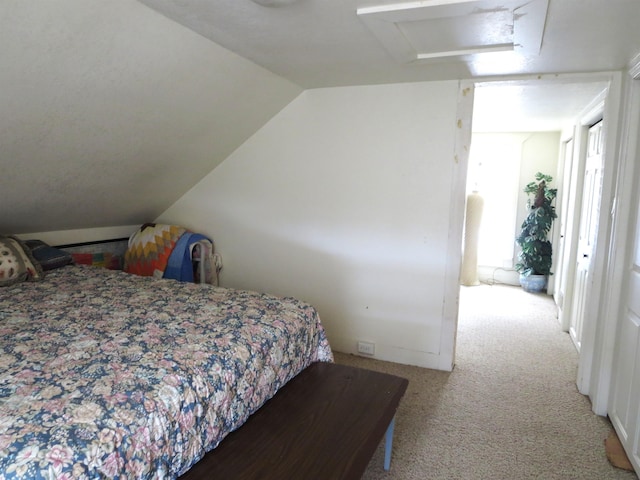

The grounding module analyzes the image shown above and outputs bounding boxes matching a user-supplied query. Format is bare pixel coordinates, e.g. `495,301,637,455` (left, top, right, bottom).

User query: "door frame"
580,60,640,415
556,125,592,335
608,67,640,472
554,136,575,331
455,71,627,415
572,77,618,399
442,80,475,371
566,112,604,352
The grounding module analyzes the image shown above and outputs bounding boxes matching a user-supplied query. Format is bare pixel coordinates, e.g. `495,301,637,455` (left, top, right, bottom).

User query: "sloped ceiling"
1,0,301,235
4,0,640,235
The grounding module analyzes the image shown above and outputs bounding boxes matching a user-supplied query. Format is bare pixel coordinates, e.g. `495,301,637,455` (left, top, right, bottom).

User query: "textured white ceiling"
139,0,640,88
138,0,640,131
472,80,609,132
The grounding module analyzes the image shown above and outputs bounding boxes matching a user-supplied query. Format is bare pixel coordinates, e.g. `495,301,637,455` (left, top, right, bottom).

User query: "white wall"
516,133,561,237
472,132,560,285
2,0,301,235
158,81,462,370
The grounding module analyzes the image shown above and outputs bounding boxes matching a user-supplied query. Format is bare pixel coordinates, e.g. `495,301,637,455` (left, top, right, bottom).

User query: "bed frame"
181,362,408,479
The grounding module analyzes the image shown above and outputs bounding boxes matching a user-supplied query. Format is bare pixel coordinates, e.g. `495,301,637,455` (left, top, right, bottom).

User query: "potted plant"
515,172,557,293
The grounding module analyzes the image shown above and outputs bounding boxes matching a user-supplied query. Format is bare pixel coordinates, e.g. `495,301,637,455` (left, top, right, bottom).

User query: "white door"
609,194,640,473
555,138,574,328
569,121,603,351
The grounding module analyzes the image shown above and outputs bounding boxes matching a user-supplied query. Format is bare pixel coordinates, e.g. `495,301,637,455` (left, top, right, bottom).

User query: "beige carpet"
334,284,639,480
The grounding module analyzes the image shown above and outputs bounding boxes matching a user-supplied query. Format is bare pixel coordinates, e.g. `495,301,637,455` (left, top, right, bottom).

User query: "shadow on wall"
163,206,444,364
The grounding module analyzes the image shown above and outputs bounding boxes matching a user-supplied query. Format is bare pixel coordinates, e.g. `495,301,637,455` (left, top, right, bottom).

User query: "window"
467,134,523,268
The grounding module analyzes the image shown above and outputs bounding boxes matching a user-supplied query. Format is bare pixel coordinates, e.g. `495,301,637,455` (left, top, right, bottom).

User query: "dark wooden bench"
181,362,409,480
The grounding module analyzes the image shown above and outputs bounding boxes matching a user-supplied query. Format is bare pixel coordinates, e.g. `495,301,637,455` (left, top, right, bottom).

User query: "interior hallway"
335,284,637,479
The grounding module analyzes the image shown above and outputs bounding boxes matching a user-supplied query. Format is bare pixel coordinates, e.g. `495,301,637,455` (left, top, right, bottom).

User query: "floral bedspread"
0,266,333,479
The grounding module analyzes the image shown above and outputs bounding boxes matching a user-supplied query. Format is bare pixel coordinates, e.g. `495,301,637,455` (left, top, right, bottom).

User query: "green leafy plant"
515,172,558,277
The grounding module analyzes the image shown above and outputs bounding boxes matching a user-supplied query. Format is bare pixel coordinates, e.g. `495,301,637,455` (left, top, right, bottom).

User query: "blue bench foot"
384,416,396,471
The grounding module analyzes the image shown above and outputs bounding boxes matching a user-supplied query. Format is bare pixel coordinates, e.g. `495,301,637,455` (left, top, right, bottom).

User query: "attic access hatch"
357,0,549,64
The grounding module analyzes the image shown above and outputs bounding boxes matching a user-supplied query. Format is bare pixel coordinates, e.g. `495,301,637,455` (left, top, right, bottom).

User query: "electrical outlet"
357,341,375,356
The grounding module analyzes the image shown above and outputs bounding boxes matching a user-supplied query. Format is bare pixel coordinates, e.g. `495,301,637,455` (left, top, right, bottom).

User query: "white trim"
470,72,616,90
549,137,573,300
579,89,606,126
556,134,575,332
440,80,474,371
575,72,624,409
559,110,591,341
629,53,640,80
416,44,513,60
587,59,640,415
356,0,475,16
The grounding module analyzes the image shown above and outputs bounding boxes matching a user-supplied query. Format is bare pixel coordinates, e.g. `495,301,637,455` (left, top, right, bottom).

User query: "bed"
0,263,333,479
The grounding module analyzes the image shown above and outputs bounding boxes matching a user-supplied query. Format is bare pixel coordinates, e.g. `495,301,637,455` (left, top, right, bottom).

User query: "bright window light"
467,134,522,268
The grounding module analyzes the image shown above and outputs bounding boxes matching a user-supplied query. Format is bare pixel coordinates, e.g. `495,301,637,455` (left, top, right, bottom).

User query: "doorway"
455,75,616,403
465,131,560,287
462,79,607,290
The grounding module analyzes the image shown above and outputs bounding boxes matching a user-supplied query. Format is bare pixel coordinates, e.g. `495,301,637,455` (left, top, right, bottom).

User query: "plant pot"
519,274,547,293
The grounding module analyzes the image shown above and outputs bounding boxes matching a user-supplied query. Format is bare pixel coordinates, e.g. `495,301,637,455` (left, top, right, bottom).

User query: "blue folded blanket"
164,233,212,283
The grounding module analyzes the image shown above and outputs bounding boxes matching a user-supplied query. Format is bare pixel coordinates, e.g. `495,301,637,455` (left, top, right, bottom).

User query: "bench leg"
384,416,396,471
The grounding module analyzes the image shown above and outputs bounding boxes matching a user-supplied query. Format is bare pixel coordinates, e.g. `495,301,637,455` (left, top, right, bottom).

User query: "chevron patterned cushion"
123,224,186,278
